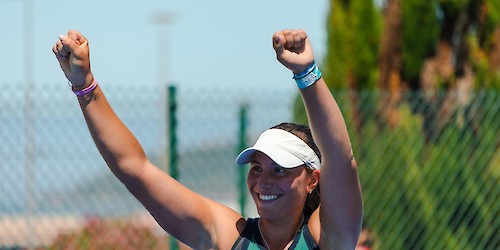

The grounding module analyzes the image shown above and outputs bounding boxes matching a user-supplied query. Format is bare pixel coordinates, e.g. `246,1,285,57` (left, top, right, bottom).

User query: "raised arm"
52,30,242,249
272,29,363,249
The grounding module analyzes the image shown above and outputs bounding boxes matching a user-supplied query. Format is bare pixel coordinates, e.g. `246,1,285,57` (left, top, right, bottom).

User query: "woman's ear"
307,169,320,193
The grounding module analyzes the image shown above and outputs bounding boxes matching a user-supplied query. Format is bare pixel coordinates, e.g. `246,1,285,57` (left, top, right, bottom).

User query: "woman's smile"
258,194,281,201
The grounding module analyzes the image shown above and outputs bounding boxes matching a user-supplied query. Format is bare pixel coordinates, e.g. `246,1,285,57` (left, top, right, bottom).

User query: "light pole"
152,11,175,89
7,2,35,234
151,11,175,173
23,0,35,248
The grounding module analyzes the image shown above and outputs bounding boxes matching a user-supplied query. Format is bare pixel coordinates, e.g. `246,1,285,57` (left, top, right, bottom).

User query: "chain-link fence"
0,82,498,249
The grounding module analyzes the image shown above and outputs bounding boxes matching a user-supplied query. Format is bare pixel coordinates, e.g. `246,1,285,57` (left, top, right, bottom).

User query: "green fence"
335,90,500,249
0,82,498,249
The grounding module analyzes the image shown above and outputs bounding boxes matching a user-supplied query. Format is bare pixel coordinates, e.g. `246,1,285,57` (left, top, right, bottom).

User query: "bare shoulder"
307,208,321,244
207,201,246,249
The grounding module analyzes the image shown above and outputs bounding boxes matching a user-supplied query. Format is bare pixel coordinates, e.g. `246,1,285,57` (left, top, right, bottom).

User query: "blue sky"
1,0,330,89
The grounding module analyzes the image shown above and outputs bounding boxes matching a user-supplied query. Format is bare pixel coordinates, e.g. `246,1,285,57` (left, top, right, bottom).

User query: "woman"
52,29,363,249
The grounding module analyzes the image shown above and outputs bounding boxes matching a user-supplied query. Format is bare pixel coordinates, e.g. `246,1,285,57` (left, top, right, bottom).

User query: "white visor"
235,129,320,169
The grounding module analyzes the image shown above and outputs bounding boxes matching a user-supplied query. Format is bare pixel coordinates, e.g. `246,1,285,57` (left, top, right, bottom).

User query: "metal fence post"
167,85,179,250
237,104,248,217
167,85,179,180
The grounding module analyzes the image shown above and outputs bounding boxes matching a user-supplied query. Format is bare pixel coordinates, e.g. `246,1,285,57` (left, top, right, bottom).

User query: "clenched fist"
272,29,315,76
52,30,93,87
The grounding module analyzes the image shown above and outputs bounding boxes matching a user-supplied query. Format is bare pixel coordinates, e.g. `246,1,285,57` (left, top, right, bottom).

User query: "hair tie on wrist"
293,62,322,89
72,78,98,96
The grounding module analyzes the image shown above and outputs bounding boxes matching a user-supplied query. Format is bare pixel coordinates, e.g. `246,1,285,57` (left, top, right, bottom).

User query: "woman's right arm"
52,30,243,249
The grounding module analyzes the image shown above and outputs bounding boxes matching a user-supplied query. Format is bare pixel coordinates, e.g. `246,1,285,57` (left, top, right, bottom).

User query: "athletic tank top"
231,218,319,250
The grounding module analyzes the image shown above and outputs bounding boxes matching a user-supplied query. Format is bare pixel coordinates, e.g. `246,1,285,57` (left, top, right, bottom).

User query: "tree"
293,0,500,248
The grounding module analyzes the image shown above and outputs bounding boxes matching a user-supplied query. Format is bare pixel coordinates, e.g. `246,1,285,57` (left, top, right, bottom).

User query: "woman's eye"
274,168,286,174
251,166,262,173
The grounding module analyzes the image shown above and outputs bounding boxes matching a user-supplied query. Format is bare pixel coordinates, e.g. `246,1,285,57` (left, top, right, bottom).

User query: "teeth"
259,194,279,201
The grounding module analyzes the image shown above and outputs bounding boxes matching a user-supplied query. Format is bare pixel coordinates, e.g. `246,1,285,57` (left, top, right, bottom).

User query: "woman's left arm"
301,77,363,248
272,29,363,249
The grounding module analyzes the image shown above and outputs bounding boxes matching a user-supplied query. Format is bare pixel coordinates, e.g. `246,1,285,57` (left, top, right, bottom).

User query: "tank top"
231,218,319,250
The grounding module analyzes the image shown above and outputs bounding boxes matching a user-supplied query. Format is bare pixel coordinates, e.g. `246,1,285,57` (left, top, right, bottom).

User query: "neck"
259,214,304,250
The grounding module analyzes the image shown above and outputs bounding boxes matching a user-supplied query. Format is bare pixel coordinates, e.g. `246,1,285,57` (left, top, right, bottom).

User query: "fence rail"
0,83,498,249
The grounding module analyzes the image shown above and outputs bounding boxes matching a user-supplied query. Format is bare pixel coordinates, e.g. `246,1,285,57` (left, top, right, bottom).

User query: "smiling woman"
237,123,322,219
239,150,317,249
233,123,321,249
52,28,362,249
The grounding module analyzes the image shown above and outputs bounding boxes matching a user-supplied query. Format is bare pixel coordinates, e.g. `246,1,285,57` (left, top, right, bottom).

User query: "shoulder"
230,218,262,249
307,208,321,243
213,214,251,249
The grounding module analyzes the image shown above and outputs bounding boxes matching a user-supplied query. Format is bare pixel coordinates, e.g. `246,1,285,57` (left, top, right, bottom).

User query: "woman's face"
247,151,313,220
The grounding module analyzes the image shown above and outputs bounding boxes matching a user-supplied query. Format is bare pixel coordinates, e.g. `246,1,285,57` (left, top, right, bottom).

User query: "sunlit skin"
52,29,363,249
247,151,316,223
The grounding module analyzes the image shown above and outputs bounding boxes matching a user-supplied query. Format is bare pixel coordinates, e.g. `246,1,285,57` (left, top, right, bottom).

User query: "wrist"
72,77,98,96
70,73,94,90
292,62,314,76
293,62,322,89
292,62,316,78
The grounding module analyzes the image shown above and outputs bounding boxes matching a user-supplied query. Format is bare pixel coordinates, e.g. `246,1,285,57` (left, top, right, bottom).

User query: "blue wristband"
293,63,322,89
293,62,316,79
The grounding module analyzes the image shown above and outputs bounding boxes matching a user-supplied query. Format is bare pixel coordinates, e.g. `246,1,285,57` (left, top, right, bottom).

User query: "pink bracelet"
72,79,98,96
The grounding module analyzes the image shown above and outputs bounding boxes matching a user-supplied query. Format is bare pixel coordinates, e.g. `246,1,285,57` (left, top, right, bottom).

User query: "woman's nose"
256,173,273,189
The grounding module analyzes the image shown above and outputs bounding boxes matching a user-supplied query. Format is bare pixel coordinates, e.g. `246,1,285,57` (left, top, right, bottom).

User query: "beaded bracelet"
72,78,98,96
293,62,322,89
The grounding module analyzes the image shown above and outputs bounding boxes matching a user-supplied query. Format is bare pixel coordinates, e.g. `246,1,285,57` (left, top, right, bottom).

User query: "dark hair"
270,122,321,220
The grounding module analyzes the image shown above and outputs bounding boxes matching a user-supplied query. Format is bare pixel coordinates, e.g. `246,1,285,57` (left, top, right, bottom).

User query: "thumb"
272,33,285,56
53,38,71,75
59,34,80,54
